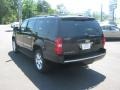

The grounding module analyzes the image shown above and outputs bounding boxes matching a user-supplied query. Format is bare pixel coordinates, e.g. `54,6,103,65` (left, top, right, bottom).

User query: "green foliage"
0,0,18,24
56,4,69,15
0,0,110,24
0,0,9,23
0,0,55,24
22,0,35,19
37,0,56,15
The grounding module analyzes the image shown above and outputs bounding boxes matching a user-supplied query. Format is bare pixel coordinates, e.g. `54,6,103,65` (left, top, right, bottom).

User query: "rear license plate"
81,43,91,50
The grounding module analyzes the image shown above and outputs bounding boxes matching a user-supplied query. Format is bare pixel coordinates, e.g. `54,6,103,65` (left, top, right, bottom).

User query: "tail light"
54,37,63,55
102,35,106,47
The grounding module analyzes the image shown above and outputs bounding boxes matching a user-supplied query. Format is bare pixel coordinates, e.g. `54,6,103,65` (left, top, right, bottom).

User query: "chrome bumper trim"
64,53,105,63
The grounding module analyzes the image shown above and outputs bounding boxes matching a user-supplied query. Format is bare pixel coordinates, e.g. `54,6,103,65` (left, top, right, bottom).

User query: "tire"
34,50,49,72
12,39,18,53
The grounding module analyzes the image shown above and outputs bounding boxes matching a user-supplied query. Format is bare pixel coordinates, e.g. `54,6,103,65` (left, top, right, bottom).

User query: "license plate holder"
80,43,91,50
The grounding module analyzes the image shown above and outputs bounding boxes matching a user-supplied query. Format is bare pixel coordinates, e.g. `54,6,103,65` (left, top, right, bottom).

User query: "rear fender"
33,39,45,52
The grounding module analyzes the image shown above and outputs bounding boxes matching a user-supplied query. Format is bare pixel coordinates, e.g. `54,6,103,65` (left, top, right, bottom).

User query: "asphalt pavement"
0,25,120,90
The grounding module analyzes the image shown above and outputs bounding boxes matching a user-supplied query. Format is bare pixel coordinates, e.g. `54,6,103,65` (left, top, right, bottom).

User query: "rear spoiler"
61,17,95,21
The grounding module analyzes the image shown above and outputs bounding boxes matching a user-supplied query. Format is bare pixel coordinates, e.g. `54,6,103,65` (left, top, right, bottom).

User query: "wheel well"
33,45,42,52
12,37,15,40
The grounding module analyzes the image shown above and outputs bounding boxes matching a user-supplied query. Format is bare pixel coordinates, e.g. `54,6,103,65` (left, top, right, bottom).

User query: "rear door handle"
27,36,31,39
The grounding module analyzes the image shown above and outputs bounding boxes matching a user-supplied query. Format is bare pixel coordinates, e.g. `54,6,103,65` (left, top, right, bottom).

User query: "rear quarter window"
35,18,48,37
45,18,58,40
35,18,58,40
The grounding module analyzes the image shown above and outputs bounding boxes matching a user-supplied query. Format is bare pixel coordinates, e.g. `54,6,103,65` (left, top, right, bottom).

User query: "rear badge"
85,40,90,43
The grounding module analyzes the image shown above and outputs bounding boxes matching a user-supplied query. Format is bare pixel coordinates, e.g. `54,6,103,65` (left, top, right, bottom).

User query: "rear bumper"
64,53,105,63
45,48,106,64
62,49,106,64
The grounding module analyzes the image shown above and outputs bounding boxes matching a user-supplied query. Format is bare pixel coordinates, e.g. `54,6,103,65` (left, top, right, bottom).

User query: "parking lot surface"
0,25,120,90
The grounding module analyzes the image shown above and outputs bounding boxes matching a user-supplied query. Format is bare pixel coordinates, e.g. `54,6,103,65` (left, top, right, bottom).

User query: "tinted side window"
35,18,58,39
35,18,48,37
21,20,28,31
27,19,36,32
45,18,58,39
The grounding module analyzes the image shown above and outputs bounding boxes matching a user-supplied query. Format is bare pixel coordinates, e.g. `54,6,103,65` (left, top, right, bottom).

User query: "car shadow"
8,51,106,90
5,30,13,32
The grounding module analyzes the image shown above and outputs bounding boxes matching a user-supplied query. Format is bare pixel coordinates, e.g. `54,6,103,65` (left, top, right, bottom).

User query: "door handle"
27,36,31,39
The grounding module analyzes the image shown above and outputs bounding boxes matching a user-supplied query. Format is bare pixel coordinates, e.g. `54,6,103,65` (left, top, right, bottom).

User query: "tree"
0,0,18,24
22,0,36,19
57,4,69,15
0,0,55,24
22,0,55,19
0,0,8,23
37,0,54,14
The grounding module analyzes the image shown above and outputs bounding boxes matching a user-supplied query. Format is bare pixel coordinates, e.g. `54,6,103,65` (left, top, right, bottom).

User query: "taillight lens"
102,35,106,47
54,37,63,55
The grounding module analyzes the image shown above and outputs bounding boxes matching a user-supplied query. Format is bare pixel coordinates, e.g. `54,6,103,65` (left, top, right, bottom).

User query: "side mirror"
13,26,21,32
11,24,17,28
11,22,20,28
11,24,14,28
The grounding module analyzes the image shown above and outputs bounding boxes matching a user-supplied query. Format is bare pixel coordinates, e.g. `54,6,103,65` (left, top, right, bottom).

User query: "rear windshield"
59,20,102,37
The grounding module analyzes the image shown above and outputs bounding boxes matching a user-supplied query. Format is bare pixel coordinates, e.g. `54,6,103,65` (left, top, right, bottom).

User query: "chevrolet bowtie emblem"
85,40,90,43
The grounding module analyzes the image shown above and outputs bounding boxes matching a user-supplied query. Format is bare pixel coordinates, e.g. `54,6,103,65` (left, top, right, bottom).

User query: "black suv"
12,16,106,72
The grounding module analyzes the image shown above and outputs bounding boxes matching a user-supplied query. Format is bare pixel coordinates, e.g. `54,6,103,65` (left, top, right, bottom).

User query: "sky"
46,0,110,14
46,0,120,18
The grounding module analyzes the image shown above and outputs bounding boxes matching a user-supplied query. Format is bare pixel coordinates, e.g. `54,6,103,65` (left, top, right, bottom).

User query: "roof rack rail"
49,14,58,16
35,14,59,17
36,15,48,17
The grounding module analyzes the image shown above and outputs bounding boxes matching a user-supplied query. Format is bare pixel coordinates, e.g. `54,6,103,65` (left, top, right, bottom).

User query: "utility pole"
100,4,103,22
18,0,22,25
109,0,117,23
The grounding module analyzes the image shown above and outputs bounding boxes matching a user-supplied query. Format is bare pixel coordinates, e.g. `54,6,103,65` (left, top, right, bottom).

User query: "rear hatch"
58,17,104,56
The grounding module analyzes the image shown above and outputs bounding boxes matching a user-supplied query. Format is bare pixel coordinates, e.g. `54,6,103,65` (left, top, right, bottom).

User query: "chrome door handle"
27,36,31,39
